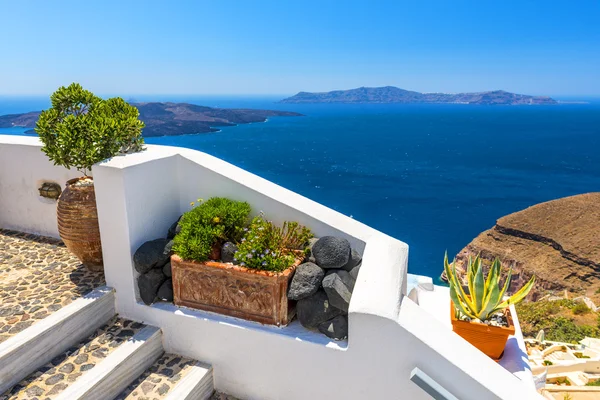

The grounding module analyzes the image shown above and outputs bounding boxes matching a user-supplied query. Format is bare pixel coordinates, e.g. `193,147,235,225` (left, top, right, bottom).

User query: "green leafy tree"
35,83,145,176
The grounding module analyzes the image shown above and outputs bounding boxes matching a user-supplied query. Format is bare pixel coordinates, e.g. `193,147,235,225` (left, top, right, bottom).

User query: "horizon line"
1,93,599,98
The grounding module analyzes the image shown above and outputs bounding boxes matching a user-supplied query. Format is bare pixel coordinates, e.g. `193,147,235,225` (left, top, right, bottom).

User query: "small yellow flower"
190,202,195,207
213,216,221,223
197,198,203,203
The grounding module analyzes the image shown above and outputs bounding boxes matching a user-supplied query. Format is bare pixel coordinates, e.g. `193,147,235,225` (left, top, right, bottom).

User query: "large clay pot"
57,177,103,271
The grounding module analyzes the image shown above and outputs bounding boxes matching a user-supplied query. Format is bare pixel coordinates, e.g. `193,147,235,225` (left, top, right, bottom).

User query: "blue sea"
2,95,599,280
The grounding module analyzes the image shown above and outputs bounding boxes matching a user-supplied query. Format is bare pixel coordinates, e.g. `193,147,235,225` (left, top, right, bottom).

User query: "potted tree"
35,83,144,271
444,254,535,360
171,199,313,326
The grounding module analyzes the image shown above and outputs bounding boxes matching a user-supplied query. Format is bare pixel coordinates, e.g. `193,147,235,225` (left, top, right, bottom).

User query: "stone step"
1,316,148,399
53,324,163,400
0,286,115,394
565,371,587,386
116,354,213,400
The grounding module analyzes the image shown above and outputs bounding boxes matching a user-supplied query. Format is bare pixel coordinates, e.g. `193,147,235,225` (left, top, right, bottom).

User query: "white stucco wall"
92,144,542,400
0,135,83,237
0,137,542,399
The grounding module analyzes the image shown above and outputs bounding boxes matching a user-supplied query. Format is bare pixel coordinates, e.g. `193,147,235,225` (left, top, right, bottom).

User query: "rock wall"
444,193,600,302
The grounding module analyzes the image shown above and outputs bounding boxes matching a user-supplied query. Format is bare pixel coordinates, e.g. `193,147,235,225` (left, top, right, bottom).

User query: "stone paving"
0,229,105,343
0,229,245,399
0,317,145,399
116,354,197,400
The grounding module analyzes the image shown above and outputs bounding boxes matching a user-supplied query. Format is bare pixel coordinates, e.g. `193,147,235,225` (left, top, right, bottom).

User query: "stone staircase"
564,371,588,387
545,351,576,363
0,286,214,400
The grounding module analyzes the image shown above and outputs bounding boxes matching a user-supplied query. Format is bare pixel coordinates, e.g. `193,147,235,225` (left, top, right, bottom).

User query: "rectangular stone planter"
450,303,515,361
171,254,301,326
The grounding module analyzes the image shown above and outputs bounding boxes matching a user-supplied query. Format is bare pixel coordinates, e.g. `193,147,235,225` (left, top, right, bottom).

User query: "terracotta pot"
450,303,515,360
171,254,303,326
57,177,103,271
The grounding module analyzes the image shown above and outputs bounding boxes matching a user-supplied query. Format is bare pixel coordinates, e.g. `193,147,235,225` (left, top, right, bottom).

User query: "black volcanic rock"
157,279,174,302
167,216,182,239
280,86,558,105
288,262,325,300
138,269,167,305
318,315,348,340
322,270,355,312
0,102,303,137
162,262,172,278
342,249,362,271
133,239,171,274
312,236,351,269
221,242,238,263
297,290,344,329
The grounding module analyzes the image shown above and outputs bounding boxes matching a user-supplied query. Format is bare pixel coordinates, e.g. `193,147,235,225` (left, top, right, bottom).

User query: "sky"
0,1,599,96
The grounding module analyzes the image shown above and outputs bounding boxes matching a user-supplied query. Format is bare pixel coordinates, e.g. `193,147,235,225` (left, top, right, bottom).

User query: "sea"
1,95,599,281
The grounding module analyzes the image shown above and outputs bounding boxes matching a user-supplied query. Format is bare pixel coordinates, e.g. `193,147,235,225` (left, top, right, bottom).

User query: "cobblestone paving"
116,354,197,400
0,229,105,343
0,317,145,399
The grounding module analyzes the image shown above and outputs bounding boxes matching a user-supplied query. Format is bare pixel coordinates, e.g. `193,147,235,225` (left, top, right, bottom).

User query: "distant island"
280,86,558,105
0,102,302,137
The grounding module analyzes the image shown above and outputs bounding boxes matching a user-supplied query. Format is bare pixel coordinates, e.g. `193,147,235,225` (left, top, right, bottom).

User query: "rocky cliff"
445,193,600,302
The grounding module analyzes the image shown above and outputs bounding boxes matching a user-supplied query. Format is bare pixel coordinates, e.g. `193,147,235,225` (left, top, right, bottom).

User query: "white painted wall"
92,144,542,400
532,360,600,375
1,138,543,399
0,135,83,238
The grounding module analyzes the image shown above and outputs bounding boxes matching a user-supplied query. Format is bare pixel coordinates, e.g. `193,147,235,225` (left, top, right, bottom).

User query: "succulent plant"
444,253,535,322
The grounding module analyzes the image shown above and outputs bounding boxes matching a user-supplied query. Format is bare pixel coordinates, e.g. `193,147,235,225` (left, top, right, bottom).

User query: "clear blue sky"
1,0,598,96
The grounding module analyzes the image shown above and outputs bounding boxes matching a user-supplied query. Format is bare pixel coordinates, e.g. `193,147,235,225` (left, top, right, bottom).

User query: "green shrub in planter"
174,197,251,262
35,83,145,176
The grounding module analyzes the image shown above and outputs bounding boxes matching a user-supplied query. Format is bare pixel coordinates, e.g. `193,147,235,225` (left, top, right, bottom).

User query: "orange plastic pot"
450,303,515,360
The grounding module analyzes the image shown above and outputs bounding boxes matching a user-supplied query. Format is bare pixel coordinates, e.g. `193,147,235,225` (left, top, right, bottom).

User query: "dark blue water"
2,96,599,280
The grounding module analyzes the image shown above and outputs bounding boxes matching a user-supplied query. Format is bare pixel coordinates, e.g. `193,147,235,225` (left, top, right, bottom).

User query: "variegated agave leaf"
445,254,535,322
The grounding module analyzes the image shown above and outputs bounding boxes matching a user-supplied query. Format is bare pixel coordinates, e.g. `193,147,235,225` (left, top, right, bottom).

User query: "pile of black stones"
133,217,182,305
133,216,362,341
288,236,361,341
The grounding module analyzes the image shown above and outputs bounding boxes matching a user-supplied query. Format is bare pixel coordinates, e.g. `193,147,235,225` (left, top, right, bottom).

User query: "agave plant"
444,253,535,322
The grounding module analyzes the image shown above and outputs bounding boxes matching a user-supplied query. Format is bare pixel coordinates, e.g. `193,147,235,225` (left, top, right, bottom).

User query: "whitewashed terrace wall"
0,135,84,237
93,144,542,400
0,136,543,400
